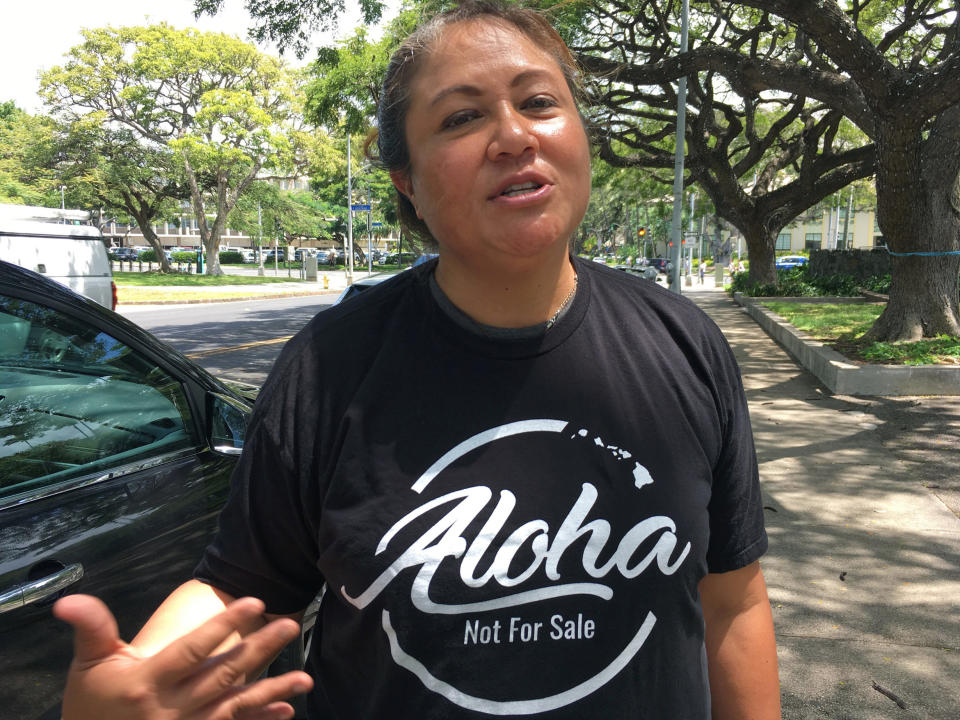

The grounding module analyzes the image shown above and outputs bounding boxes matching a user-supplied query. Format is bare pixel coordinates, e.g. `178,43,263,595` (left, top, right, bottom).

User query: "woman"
55,3,780,718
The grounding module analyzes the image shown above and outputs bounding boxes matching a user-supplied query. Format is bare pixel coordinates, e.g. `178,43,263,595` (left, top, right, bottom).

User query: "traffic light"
637,227,647,238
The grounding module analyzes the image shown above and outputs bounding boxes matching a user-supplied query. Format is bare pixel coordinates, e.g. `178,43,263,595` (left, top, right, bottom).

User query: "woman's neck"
433,249,577,329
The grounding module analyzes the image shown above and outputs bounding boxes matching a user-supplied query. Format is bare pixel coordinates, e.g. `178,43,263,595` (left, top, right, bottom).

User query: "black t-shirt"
196,257,767,719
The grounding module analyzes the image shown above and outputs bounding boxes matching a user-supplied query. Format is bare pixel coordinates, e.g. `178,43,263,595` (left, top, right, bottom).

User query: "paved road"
120,294,339,384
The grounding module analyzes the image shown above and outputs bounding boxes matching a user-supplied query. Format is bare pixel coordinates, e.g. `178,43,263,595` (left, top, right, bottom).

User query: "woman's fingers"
177,618,303,705
147,597,268,685
193,672,313,720
53,594,124,666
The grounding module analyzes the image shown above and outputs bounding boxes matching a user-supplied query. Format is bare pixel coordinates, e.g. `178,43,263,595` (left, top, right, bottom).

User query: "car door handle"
0,563,84,615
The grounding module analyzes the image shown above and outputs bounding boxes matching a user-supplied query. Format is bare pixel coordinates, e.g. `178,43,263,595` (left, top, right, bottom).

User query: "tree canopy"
0,103,60,206
41,24,304,275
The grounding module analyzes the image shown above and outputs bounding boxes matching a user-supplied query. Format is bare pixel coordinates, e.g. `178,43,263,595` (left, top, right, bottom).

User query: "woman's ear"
390,170,421,218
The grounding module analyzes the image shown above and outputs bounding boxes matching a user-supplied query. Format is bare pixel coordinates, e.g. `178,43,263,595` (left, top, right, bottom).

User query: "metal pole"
257,203,265,276
347,135,354,284
841,187,853,249
686,191,696,281
367,182,373,274
668,0,689,294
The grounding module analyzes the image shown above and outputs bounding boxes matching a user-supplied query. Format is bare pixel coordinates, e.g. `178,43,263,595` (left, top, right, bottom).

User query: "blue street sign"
371,222,383,227
351,204,371,211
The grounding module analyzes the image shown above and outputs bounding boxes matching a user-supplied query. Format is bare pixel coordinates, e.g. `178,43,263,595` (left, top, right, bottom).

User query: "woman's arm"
54,580,311,720
699,561,781,720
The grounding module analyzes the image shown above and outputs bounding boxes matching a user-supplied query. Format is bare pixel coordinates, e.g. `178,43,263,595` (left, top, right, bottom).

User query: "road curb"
116,290,337,306
733,292,960,396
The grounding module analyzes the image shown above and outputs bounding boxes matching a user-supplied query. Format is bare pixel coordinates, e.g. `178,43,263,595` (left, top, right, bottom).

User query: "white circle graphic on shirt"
382,608,657,715
341,419,690,715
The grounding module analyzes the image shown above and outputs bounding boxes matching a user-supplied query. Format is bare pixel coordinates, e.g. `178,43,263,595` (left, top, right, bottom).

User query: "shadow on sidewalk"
688,290,960,720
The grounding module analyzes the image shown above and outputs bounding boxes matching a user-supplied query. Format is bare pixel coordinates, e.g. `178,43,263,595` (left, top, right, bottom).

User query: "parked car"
240,248,257,263
264,248,286,262
0,259,259,720
775,254,809,269
412,252,439,267
378,251,418,265
294,248,319,262
109,247,140,262
616,264,658,281
335,274,393,304
647,257,673,274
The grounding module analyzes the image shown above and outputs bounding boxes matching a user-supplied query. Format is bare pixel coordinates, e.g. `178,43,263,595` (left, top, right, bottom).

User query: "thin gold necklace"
545,273,578,329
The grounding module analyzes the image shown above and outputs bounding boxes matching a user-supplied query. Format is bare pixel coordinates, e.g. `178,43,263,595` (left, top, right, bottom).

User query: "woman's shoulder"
268,267,429,381
577,257,732,353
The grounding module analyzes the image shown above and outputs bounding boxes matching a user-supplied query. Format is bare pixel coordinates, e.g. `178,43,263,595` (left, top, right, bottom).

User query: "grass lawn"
114,271,306,286
760,301,960,365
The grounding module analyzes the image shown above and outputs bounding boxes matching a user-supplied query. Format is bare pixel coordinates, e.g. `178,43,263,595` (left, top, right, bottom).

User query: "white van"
0,219,116,310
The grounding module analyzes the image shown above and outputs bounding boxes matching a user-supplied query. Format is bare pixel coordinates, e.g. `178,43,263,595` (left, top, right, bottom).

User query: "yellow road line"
185,335,294,359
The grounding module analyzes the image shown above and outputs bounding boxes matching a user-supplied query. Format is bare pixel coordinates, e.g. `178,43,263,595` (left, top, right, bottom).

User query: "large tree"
724,0,960,340
41,24,301,275
55,121,190,272
0,102,60,206
569,0,959,339
536,1,875,286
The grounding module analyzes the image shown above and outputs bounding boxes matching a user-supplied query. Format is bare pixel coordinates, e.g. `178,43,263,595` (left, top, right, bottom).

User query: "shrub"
171,251,196,263
862,274,892,294
139,249,160,262
809,273,860,296
733,265,862,297
219,250,244,264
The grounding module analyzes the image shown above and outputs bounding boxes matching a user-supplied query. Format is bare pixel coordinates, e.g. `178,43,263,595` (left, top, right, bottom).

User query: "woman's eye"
524,95,557,110
442,111,479,129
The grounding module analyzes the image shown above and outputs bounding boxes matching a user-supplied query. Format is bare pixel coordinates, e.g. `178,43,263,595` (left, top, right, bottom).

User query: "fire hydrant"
323,273,329,289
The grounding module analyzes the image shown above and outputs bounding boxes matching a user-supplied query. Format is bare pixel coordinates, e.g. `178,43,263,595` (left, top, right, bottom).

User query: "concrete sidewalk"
115,269,363,305
686,289,960,720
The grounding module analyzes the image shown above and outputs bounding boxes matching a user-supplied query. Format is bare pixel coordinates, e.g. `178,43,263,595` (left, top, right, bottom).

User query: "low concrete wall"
733,293,960,396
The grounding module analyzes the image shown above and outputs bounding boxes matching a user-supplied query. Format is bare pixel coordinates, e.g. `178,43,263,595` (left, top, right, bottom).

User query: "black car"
108,247,139,262
647,257,673,274
0,259,256,720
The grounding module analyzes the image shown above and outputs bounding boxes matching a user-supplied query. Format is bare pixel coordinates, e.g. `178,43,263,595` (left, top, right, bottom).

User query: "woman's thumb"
53,594,123,665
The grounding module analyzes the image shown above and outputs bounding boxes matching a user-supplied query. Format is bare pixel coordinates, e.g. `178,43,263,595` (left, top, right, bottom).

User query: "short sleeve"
194,374,325,614
704,335,768,573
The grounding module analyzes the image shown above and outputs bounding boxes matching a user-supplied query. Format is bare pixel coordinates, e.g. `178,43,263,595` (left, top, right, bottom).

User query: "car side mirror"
208,392,251,456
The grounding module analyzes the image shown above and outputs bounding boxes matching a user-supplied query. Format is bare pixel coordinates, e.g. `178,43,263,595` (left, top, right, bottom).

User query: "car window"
0,295,198,500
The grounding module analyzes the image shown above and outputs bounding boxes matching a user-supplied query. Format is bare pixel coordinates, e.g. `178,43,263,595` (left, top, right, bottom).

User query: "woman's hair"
364,0,587,245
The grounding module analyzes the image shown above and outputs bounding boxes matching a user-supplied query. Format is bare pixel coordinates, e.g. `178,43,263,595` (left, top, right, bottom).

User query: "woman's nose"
487,106,538,160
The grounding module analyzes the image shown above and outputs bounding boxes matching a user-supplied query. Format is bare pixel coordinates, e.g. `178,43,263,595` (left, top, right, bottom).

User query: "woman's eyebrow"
428,69,558,107
429,84,483,107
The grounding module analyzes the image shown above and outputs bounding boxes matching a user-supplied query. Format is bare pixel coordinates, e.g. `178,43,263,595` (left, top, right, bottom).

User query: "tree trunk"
203,214,224,277
141,226,173,273
743,224,777,286
182,157,222,275
127,209,172,273
866,108,960,341
864,253,960,341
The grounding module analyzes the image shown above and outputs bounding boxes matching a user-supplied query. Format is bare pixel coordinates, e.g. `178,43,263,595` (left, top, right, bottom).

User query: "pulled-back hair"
364,1,586,245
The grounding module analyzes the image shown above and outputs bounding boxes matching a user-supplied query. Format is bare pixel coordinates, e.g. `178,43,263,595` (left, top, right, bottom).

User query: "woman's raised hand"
54,594,313,720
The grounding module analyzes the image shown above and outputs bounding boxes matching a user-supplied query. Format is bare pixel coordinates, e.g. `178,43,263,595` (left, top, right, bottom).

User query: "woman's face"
391,20,591,272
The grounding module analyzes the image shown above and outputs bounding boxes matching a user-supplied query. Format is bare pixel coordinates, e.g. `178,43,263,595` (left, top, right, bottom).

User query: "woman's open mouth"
500,181,543,198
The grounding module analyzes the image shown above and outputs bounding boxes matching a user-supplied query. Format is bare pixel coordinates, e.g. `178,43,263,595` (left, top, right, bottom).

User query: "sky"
1,0,370,113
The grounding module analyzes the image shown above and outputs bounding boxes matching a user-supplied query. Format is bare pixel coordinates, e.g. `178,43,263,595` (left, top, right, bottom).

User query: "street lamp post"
346,135,354,284
366,182,373,274
668,0,690,294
